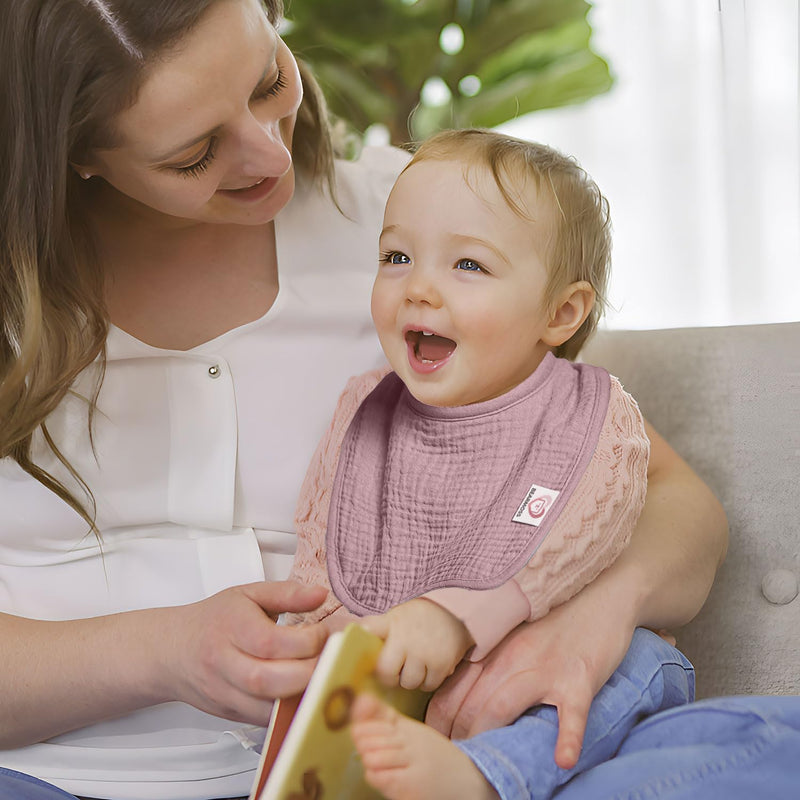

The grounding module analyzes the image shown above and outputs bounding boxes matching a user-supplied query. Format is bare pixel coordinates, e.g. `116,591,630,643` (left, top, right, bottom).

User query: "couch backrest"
582,322,800,698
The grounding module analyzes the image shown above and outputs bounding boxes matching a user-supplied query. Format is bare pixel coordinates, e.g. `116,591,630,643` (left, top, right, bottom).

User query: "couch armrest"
582,322,800,698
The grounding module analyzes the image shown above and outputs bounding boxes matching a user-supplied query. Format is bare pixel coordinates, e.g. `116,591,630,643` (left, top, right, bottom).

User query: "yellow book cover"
250,623,431,800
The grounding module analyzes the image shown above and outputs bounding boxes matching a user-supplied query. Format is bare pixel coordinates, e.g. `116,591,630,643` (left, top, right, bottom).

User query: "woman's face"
81,0,302,227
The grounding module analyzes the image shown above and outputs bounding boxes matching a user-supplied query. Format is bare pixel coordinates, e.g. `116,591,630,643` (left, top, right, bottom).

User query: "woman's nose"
236,114,292,177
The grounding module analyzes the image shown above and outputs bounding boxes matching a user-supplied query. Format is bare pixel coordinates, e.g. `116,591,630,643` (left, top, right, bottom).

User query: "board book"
249,623,431,800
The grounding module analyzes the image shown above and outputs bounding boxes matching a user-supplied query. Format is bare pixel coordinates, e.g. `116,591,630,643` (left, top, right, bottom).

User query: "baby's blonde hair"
407,129,611,360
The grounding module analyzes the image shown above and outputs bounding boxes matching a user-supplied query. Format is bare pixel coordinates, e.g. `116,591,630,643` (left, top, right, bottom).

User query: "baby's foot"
350,693,499,800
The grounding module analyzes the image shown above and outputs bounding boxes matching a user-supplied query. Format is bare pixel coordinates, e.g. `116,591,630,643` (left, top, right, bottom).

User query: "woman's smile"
217,175,280,202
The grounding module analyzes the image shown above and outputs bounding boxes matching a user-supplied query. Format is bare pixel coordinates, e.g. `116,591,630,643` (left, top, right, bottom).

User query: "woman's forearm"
0,608,169,748
0,581,328,749
590,419,728,632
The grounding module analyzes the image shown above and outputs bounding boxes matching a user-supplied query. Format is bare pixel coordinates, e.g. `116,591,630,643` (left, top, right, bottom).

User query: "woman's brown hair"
0,0,335,532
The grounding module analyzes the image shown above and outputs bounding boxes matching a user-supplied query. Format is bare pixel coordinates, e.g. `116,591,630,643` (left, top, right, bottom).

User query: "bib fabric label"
512,483,561,527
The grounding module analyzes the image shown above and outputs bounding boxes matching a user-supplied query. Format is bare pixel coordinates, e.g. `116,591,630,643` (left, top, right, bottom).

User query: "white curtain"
500,0,799,329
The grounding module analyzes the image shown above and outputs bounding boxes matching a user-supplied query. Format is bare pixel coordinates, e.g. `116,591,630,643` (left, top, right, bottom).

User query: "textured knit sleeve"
424,376,649,660
286,367,390,625
515,375,650,619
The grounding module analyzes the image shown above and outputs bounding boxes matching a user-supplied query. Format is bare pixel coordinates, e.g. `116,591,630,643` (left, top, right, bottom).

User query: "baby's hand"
360,599,474,692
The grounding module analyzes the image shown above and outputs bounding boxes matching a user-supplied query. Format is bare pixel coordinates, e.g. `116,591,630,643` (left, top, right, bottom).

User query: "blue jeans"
457,628,695,799
554,694,800,800
0,768,79,799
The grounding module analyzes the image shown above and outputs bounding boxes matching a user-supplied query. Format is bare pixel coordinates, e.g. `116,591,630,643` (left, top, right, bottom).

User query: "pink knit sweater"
289,364,649,659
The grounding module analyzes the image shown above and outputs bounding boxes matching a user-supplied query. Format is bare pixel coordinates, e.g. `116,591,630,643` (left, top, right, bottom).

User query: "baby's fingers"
373,638,406,688
358,615,389,640
398,658,426,690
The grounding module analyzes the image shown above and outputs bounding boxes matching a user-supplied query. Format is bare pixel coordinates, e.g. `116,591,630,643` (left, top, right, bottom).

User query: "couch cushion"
582,322,800,698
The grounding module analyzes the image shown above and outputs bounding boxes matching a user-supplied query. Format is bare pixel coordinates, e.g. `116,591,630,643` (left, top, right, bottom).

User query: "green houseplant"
282,0,613,146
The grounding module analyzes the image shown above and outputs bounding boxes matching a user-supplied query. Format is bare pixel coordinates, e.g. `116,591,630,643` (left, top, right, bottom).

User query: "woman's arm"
425,421,728,767
605,420,728,627
0,581,327,749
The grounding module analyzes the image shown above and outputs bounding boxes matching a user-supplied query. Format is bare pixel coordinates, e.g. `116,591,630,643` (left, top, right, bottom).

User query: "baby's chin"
400,375,498,409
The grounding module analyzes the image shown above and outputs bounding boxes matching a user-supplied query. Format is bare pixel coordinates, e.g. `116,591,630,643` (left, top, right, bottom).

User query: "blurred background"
283,0,799,330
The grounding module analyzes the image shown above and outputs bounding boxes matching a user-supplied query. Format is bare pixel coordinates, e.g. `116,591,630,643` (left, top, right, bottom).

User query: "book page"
252,624,430,800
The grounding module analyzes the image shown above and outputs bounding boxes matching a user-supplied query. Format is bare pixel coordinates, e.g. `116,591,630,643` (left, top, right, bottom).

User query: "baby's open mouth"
404,330,457,364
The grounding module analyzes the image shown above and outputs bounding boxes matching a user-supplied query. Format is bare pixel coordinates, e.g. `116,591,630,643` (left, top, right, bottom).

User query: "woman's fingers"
452,669,540,739
235,612,327,661
425,659,483,736
163,581,331,721
232,654,320,703
231,582,329,660
243,580,328,618
553,691,593,770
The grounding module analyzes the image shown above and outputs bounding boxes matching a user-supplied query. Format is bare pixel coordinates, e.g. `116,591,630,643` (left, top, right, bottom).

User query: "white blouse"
0,146,409,799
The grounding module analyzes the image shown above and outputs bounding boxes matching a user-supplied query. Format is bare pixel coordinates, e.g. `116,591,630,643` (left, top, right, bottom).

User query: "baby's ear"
540,281,595,348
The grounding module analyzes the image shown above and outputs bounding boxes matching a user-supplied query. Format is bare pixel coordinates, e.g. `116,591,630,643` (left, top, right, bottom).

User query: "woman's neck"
89,194,280,351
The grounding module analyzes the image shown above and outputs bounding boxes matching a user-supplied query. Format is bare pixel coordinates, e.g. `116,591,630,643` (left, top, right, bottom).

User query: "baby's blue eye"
455,258,484,272
381,251,411,265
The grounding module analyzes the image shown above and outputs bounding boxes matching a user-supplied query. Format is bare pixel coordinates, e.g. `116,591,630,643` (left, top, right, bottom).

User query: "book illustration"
251,623,431,800
286,768,323,800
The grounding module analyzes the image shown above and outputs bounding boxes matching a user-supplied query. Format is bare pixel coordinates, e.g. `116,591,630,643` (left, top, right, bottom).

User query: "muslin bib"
326,352,610,615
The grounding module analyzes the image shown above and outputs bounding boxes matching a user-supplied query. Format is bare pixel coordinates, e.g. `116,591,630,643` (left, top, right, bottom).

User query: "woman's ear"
540,281,595,348
69,162,94,180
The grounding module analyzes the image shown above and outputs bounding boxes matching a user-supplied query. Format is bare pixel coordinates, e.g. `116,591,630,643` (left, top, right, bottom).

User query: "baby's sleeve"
286,367,390,625
422,376,650,660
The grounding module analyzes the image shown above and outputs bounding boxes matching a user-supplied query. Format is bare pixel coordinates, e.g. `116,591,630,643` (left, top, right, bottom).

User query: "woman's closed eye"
168,66,286,179
380,251,411,265
172,139,218,179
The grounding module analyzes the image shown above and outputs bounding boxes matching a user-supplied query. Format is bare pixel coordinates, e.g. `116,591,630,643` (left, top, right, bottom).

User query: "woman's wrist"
575,555,645,634
119,606,183,707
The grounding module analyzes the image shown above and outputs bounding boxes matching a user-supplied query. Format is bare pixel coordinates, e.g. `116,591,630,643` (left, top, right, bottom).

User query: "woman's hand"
360,598,474,692
0,580,329,748
158,581,329,724
425,581,636,770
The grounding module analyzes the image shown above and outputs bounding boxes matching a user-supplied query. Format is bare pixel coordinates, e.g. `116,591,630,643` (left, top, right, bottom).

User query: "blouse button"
208,364,221,379
761,569,799,606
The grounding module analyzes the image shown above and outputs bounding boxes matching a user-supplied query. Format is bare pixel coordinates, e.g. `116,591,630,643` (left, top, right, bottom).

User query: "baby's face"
371,158,556,407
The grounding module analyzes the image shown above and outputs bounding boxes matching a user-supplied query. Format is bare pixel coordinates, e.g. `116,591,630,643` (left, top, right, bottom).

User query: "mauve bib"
326,352,610,615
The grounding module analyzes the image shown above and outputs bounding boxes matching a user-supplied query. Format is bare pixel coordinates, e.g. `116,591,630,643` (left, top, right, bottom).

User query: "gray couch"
583,322,800,699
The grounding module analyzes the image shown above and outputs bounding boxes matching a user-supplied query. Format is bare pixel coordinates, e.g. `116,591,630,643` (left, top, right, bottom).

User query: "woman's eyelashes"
173,139,218,178
171,67,286,179
252,66,287,101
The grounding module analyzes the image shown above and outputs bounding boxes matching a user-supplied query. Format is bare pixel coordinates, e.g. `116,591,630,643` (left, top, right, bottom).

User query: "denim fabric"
554,695,800,800
456,628,696,800
0,767,79,800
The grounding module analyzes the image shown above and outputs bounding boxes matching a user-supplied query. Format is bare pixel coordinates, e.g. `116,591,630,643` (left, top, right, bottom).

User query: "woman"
0,0,727,798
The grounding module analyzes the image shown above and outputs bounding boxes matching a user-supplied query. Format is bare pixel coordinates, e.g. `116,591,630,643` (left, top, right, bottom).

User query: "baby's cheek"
370,283,395,332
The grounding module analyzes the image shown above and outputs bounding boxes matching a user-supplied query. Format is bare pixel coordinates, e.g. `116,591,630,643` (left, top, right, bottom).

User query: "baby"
289,128,651,800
